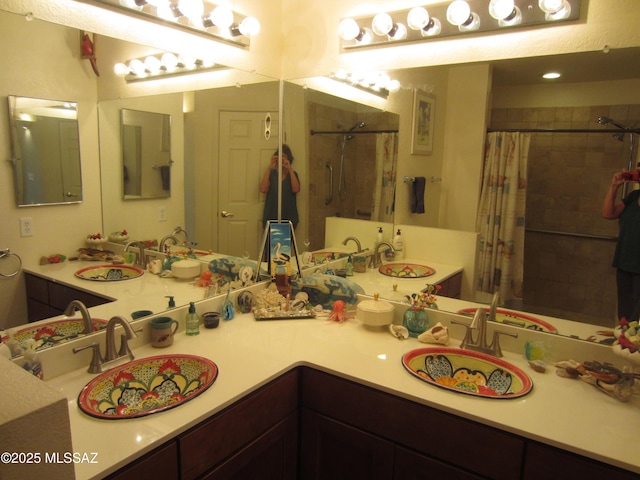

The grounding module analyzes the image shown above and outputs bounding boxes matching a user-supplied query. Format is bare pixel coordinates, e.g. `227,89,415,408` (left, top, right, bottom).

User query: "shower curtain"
476,131,530,304
371,132,398,223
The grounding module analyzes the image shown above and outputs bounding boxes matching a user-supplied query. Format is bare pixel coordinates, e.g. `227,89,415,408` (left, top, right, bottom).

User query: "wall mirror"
8,95,83,207
121,108,172,199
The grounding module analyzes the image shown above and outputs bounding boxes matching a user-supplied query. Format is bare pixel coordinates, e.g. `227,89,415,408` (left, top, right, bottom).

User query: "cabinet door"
300,408,394,480
523,442,638,480
105,441,178,480
202,412,297,480
394,446,484,480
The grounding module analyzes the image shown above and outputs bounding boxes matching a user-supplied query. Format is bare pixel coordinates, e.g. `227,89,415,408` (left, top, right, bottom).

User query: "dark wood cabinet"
437,271,462,298
24,272,112,322
394,446,485,480
105,441,179,480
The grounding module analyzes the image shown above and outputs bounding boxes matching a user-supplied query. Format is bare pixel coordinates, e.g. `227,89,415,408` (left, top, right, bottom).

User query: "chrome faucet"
159,234,179,252
451,292,518,358
369,241,395,268
341,236,363,253
63,300,93,334
124,241,147,268
73,315,138,374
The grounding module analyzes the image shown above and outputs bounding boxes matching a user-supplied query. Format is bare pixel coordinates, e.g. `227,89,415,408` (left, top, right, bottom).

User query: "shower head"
349,121,366,131
597,116,627,130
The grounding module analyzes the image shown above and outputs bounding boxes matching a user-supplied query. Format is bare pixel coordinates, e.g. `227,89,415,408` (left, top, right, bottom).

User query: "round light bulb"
459,12,480,31
358,28,374,44
119,0,143,10
144,55,161,73
421,18,442,37
545,1,571,20
128,58,146,76
489,0,515,20
338,18,360,41
407,7,430,30
499,6,522,26
199,56,216,68
161,52,178,71
211,5,234,28
155,2,177,21
239,17,260,36
372,13,393,36
389,23,407,41
446,0,471,26
178,54,197,69
387,79,401,92
113,62,130,77
178,0,204,24
538,0,564,14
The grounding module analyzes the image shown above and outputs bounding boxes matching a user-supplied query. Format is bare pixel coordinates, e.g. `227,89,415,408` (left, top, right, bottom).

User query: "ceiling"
491,46,640,86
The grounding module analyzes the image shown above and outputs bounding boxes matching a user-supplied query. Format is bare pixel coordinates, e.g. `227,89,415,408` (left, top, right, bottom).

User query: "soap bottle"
166,296,176,309
393,229,404,260
377,227,384,243
345,255,354,276
186,301,200,336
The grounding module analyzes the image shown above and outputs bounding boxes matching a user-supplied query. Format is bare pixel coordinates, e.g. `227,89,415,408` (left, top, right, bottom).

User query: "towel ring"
0,249,22,278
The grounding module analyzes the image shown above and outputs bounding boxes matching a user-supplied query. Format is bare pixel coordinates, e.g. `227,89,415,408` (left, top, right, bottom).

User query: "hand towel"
411,176,426,214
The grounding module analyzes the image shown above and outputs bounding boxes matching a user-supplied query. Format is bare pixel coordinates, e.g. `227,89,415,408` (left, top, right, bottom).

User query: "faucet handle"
451,319,475,350
489,330,518,358
73,343,103,373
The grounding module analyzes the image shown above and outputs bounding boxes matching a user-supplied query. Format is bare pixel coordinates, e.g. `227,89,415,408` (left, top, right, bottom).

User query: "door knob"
220,211,234,217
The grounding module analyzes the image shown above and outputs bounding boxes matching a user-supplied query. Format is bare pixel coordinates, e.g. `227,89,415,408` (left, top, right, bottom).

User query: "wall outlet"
158,206,167,222
20,217,33,237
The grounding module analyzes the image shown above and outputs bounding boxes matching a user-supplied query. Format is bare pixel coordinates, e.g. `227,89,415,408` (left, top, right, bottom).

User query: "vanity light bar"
83,0,260,48
339,0,580,50
114,52,227,82
329,70,401,99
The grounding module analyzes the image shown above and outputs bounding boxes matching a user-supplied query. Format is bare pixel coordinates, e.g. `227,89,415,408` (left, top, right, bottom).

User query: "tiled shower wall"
307,102,398,251
491,104,640,327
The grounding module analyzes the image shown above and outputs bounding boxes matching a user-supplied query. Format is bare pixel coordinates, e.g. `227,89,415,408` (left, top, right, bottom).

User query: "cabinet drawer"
179,369,299,480
105,441,178,480
439,271,462,298
394,446,484,480
301,368,524,480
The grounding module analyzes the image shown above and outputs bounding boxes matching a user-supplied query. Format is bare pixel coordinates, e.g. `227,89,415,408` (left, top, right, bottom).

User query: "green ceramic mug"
150,316,179,347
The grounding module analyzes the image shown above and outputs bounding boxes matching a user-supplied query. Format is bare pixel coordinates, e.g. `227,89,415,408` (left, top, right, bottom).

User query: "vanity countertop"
42,308,640,480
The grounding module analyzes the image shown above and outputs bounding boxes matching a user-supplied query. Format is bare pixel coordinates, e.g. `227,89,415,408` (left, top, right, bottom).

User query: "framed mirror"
121,108,172,199
8,95,83,207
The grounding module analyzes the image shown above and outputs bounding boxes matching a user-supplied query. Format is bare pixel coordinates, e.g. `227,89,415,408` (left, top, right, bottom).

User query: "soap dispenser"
165,296,176,309
377,227,384,243
393,229,404,260
186,301,200,336
346,255,354,276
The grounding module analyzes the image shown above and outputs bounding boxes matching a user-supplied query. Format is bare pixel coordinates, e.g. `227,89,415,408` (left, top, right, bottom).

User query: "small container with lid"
357,294,395,327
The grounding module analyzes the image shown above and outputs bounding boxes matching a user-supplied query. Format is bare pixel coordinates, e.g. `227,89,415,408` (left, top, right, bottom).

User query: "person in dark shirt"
260,144,300,229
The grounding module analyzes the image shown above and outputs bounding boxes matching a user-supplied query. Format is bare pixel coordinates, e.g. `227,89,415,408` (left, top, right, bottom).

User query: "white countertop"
42,306,640,480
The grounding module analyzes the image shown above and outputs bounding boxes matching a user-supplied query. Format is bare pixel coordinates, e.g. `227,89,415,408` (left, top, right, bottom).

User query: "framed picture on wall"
411,90,435,155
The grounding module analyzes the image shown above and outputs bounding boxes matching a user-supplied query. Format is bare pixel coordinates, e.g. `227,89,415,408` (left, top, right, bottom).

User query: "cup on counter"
202,312,220,329
150,316,179,347
131,310,153,320
353,254,367,273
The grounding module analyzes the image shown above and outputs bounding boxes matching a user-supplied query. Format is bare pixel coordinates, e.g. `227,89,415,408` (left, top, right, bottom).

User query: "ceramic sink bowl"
378,263,436,278
75,264,144,281
2,318,108,352
402,347,533,399
456,308,558,334
311,251,351,263
78,354,218,419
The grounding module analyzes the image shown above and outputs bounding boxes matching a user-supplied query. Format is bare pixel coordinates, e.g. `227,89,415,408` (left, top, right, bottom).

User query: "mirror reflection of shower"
597,116,640,196
338,121,366,199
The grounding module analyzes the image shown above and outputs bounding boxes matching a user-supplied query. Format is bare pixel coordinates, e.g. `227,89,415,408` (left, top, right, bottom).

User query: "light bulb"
334,69,348,80
339,18,360,41
144,55,161,73
178,0,204,25
389,23,407,41
538,0,565,13
499,6,522,26
545,1,571,20
372,13,393,36
357,28,374,45
119,0,143,10
489,0,515,20
239,17,260,36
156,1,178,21
446,0,471,26
407,7,429,30
459,12,480,31
421,18,442,37
178,54,197,69
387,79,401,92
210,5,234,29
113,62,130,77
199,56,216,68
161,52,178,71
128,58,146,76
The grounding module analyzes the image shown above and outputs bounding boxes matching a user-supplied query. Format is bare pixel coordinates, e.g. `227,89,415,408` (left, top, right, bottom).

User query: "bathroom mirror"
8,95,83,207
121,108,172,199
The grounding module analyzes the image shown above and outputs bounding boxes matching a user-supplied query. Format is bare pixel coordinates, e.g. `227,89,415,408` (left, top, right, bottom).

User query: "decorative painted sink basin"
456,308,558,334
311,251,350,263
75,264,144,281
402,347,533,399
78,354,218,419
2,318,108,353
378,263,436,278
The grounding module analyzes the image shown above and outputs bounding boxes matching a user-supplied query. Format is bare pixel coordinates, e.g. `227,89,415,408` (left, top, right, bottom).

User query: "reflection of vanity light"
18,113,36,122
114,51,227,82
328,71,401,99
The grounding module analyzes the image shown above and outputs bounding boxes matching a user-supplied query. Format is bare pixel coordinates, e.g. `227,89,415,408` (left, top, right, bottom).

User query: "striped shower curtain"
371,132,398,223
476,131,530,304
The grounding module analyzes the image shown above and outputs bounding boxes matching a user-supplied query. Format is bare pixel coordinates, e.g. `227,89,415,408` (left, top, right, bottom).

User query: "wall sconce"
87,0,260,48
339,0,580,50
329,70,401,99
114,52,227,82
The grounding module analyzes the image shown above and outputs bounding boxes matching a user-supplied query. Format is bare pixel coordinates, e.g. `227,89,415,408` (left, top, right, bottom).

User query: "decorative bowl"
378,263,436,278
77,354,218,419
2,318,108,353
402,347,533,399
171,259,201,279
456,307,558,334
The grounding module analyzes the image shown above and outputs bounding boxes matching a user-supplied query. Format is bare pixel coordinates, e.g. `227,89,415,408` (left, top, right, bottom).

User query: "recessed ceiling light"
542,71,561,79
